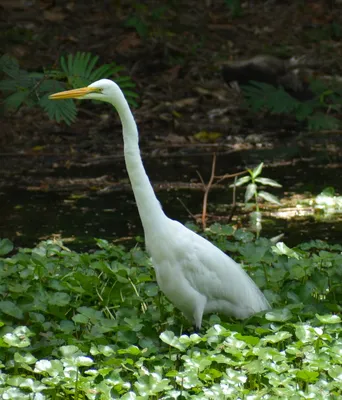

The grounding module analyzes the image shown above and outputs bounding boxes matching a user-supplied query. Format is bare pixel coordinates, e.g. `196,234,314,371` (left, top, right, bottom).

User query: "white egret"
49,79,270,329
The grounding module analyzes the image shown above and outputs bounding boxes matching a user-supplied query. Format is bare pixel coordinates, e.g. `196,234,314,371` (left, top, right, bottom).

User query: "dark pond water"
1,133,342,250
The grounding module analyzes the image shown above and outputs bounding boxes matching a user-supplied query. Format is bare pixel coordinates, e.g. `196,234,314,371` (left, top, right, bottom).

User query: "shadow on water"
1,133,342,250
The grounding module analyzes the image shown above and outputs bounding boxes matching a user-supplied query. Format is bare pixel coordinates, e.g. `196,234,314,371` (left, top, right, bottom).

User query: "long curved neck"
112,93,166,234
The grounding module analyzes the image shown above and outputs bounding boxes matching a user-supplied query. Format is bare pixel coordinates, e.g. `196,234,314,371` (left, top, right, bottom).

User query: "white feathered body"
146,218,270,328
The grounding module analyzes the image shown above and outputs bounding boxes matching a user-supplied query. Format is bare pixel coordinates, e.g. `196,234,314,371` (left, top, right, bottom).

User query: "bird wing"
169,220,270,317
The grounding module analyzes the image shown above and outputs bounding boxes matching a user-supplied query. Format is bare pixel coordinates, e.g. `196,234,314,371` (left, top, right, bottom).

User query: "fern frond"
60,52,92,87
242,78,342,131
36,79,65,93
40,94,77,125
28,72,45,80
242,82,300,114
84,54,100,78
295,102,315,121
125,98,138,107
89,63,123,82
0,67,33,92
0,54,20,78
0,79,19,92
67,53,75,76
3,90,30,111
60,56,68,77
309,79,329,95
44,69,66,81
123,90,139,98
59,52,127,90
0,52,139,124
116,76,136,89
308,113,340,131
56,52,139,107
114,75,131,82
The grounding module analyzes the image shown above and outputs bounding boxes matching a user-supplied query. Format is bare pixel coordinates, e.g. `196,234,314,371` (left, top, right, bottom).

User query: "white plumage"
50,79,270,329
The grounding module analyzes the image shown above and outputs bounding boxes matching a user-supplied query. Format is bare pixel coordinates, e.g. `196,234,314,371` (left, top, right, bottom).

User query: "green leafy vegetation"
313,187,342,213
230,163,282,235
231,162,282,210
1,230,341,399
0,52,138,125
304,21,342,42
297,187,342,219
242,80,342,131
224,0,242,17
124,3,170,39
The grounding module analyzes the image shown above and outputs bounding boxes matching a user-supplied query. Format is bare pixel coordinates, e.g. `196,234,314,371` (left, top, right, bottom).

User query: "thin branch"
202,153,217,230
177,197,197,221
215,170,247,185
196,170,205,186
227,175,238,223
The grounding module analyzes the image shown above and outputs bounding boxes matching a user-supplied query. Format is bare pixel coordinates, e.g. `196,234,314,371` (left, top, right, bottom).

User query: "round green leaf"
315,314,341,324
0,238,14,255
265,308,293,322
0,301,24,319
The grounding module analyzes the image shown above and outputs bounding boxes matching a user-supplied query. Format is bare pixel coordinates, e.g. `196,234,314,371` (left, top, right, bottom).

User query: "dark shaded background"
1,0,342,247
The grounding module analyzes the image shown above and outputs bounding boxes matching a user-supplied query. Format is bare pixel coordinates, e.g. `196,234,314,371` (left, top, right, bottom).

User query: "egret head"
49,79,121,105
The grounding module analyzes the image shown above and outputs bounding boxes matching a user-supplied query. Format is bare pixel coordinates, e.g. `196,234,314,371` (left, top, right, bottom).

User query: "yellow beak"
49,86,99,100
